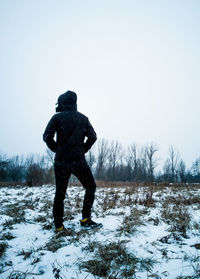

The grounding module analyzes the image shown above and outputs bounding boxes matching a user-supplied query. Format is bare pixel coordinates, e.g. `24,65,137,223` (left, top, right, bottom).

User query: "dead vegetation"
0,183,200,279
43,226,92,253
80,239,156,278
17,248,34,260
162,205,191,238
3,202,26,220
117,207,146,236
0,241,8,259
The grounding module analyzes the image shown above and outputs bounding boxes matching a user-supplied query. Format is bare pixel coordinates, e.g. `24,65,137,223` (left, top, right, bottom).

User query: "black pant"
53,160,96,228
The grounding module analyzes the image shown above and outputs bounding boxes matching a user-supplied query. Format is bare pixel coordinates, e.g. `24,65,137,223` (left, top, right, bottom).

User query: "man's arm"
84,119,97,153
43,116,57,152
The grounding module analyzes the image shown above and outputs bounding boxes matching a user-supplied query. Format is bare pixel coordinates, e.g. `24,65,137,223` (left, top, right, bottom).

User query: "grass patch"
2,203,26,227
39,199,53,213
163,194,200,206
43,227,79,252
117,207,146,236
33,215,46,223
80,240,156,278
0,232,15,241
161,204,191,238
159,232,182,244
3,203,25,219
43,236,66,253
0,241,8,258
17,248,34,259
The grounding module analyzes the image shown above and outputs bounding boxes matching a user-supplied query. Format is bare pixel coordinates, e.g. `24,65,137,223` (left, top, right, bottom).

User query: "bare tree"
128,144,140,169
26,163,45,186
24,153,49,186
190,157,200,182
127,143,145,181
8,155,25,181
0,153,9,181
86,149,96,171
178,159,186,182
144,142,159,182
45,149,55,167
168,145,180,182
107,140,124,180
191,157,200,176
95,138,109,180
24,154,34,168
163,158,171,181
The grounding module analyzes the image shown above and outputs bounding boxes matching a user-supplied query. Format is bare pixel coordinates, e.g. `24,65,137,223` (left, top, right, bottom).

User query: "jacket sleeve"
84,119,97,153
43,116,57,152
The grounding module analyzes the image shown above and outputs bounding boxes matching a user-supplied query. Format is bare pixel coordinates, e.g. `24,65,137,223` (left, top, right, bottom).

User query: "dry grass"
43,236,66,253
43,226,92,253
17,248,34,260
101,191,121,212
3,202,25,219
0,232,15,241
117,207,146,236
0,241,8,259
162,193,200,207
80,239,156,278
1,182,200,279
161,204,191,238
39,199,53,213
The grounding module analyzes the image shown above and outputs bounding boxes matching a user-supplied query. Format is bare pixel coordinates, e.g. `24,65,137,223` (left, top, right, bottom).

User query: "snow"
0,184,200,279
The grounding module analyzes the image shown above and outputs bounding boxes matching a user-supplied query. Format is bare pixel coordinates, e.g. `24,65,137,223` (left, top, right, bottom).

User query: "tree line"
0,138,200,185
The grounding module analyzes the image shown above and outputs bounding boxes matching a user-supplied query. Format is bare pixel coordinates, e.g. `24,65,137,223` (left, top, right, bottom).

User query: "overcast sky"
0,0,200,168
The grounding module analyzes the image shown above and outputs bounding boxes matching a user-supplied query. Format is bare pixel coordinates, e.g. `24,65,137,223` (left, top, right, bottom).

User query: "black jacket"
43,92,97,163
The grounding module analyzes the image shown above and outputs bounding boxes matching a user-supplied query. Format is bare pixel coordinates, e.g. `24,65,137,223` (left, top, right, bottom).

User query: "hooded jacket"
43,91,97,162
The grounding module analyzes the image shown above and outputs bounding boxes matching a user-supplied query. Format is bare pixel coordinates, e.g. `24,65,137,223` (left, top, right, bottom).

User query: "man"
43,90,102,232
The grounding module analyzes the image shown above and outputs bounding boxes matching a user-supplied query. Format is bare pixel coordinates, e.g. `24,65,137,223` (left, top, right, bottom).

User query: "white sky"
0,0,200,169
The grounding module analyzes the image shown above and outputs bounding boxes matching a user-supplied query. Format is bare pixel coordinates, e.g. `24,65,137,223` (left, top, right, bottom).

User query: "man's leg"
72,161,96,219
53,164,71,228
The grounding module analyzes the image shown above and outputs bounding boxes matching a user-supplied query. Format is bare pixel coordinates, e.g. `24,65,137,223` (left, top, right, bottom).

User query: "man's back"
43,91,97,163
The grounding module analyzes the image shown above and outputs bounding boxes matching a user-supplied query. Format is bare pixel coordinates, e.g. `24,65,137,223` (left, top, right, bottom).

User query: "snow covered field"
0,183,200,279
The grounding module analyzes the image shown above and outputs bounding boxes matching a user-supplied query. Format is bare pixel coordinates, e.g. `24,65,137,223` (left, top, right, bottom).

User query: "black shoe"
80,218,103,229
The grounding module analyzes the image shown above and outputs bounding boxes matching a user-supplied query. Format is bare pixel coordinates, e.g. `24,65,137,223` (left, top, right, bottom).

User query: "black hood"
56,91,77,112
